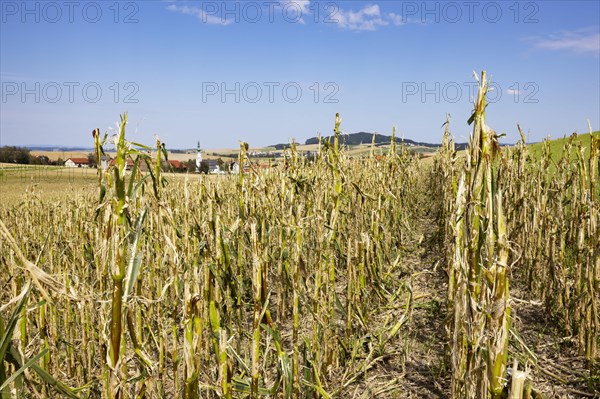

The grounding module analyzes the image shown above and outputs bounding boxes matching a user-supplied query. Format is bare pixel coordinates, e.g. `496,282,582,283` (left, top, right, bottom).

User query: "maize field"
1,72,598,398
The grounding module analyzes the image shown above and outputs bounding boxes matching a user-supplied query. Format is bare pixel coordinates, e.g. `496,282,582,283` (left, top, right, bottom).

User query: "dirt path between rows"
393,213,600,399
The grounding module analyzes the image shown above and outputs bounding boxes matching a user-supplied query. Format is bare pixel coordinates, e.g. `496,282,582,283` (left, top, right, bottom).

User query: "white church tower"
195,141,202,173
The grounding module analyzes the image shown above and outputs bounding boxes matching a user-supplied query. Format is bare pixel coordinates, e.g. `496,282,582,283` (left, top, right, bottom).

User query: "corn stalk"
450,71,510,399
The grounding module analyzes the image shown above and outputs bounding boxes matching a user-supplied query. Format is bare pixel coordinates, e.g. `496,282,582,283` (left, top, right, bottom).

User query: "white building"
65,158,90,168
195,141,202,173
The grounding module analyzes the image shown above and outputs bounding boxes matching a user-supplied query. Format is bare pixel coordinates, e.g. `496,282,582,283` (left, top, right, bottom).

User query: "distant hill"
18,145,197,154
23,145,94,151
273,132,469,150
527,131,600,163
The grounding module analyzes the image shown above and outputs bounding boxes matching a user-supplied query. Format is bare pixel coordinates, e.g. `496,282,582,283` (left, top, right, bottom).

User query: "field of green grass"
527,130,600,162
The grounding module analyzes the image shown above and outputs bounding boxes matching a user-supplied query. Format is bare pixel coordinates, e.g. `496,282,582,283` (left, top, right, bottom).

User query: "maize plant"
449,71,511,399
93,113,159,398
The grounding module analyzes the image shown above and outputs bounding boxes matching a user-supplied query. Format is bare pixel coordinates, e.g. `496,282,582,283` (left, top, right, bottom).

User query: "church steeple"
196,141,202,172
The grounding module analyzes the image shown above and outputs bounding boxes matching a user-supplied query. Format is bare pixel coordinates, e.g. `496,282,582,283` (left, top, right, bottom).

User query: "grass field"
527,131,600,163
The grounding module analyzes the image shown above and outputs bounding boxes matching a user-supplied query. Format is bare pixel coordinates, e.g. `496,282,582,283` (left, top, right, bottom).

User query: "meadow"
1,73,598,399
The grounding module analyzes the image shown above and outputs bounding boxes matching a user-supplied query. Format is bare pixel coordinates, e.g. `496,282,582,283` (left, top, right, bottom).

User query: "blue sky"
1,1,599,149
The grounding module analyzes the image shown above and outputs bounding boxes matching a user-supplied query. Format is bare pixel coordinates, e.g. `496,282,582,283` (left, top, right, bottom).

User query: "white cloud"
506,89,520,95
166,1,312,25
527,28,600,56
331,4,413,31
388,12,405,27
279,0,311,24
165,1,412,30
165,4,232,26
333,4,389,31
281,0,310,15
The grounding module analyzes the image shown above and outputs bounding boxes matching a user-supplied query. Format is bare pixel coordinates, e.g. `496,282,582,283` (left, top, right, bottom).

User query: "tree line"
0,146,61,165
0,146,233,173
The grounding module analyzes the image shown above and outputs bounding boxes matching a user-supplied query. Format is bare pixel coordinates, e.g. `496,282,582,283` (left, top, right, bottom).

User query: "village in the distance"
0,130,456,176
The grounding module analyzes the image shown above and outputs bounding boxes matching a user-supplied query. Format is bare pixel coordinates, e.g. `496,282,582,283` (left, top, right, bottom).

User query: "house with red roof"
65,158,90,168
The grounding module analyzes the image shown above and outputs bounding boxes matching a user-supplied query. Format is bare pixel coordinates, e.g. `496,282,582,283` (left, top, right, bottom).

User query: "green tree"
0,146,30,164
199,160,209,174
87,153,97,168
185,159,197,173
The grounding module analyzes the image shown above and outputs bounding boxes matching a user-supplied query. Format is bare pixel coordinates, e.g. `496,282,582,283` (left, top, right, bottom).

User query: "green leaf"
123,207,148,303
0,348,48,391
467,111,476,126
129,141,153,151
0,282,30,364
226,346,250,374
131,174,151,203
8,345,81,399
209,301,220,339
127,157,141,198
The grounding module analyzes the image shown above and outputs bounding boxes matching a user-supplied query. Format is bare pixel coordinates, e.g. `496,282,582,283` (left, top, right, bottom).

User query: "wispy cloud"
279,0,311,24
506,88,520,95
165,4,232,26
388,13,406,27
165,1,409,30
331,4,412,31
282,0,310,16
526,28,600,56
166,1,311,25
333,4,387,31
